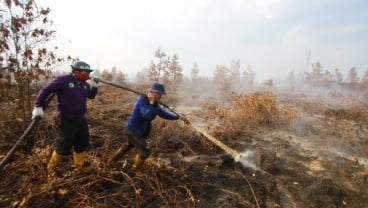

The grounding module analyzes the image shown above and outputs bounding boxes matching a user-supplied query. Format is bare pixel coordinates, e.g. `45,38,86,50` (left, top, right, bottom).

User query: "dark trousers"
120,129,151,160
55,118,89,155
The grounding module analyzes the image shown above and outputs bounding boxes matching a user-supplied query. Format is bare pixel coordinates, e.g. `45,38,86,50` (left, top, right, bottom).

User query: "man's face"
74,70,91,82
150,92,162,101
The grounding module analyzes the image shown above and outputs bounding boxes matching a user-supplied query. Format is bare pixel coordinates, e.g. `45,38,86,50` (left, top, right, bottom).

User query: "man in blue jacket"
108,82,188,174
32,61,99,175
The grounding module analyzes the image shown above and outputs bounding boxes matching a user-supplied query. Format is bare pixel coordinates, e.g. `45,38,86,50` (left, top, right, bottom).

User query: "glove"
87,78,99,88
32,107,44,120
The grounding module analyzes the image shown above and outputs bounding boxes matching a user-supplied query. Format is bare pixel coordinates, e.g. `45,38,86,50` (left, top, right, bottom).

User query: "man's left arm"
157,106,179,120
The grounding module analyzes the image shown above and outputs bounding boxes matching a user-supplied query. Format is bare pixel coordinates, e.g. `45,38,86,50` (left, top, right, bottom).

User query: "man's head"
149,82,165,95
147,82,165,103
71,61,93,82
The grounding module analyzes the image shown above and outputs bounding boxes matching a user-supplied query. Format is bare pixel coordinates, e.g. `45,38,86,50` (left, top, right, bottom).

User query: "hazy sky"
39,0,368,81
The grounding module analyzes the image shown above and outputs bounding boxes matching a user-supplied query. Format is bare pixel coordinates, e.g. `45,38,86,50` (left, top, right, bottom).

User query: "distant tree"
148,48,167,82
287,71,296,92
111,66,117,77
109,66,126,83
305,61,323,83
263,79,274,89
136,68,149,84
334,68,343,84
323,69,333,86
361,68,368,87
115,70,126,84
0,0,68,127
213,64,231,96
101,69,112,81
346,67,359,84
148,61,158,81
230,59,241,90
242,65,255,87
190,62,199,82
165,53,183,91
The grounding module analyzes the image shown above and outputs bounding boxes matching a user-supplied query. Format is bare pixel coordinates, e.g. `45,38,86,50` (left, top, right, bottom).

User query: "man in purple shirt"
32,61,99,175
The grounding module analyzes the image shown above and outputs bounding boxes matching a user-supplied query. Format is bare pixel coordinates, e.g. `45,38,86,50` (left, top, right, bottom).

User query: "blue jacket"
126,96,179,138
35,74,98,121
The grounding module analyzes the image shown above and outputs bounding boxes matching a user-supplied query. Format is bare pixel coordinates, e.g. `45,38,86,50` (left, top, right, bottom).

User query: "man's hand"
32,107,44,120
179,115,190,125
87,78,99,88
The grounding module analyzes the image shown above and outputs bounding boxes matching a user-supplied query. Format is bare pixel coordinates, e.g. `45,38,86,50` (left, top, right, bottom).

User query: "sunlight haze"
39,0,368,81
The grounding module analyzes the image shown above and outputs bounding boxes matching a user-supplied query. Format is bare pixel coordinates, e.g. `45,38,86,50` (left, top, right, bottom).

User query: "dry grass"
199,92,297,138
324,107,368,122
1,84,368,207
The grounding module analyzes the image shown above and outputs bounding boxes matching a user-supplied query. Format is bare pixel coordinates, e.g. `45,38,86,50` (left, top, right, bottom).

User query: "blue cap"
149,82,166,95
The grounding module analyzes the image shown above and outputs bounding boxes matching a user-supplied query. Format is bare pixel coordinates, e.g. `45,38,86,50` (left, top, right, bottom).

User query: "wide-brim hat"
149,82,166,95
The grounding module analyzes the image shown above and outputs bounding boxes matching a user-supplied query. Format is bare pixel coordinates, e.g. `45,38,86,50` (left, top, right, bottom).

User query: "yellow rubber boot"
47,150,62,175
73,151,86,173
108,147,124,165
131,154,145,176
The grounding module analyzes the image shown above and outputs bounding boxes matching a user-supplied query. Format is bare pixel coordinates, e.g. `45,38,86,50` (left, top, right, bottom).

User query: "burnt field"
1,84,368,208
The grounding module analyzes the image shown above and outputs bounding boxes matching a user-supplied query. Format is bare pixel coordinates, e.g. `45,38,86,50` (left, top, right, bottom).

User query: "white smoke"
235,150,260,171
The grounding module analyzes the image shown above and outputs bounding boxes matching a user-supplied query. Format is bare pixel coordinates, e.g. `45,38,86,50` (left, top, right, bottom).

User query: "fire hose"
93,78,240,160
0,93,56,170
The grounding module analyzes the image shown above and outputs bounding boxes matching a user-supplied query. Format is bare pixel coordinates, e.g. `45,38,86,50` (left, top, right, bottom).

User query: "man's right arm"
32,77,60,119
35,77,60,107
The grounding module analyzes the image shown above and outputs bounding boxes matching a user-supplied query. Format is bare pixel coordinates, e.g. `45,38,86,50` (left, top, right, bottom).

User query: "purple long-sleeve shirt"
35,74,98,121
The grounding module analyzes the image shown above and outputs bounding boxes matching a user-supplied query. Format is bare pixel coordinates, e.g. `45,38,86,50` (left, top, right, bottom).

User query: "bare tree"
243,65,255,87
213,64,231,96
0,0,67,129
101,69,113,81
111,66,117,78
190,62,199,83
136,68,149,84
323,69,333,86
287,71,296,92
263,79,274,89
230,59,241,91
334,68,343,84
305,61,323,83
361,68,368,87
165,53,183,91
346,67,359,84
148,48,167,82
115,70,126,84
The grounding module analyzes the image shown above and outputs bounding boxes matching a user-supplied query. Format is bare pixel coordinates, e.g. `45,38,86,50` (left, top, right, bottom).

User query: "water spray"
189,123,260,170
235,150,260,171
